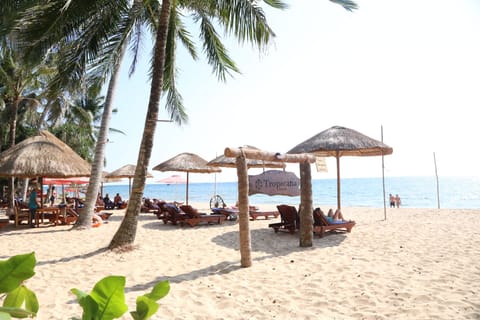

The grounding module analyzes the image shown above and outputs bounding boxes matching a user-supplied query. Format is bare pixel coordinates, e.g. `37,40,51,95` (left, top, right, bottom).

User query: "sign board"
248,170,300,196
315,157,328,172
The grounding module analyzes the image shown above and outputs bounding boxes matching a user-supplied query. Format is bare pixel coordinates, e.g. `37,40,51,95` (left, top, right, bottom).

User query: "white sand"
1,204,479,319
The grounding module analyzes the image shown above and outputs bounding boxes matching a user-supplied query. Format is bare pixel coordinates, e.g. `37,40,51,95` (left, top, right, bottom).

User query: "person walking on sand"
389,194,395,208
395,194,401,208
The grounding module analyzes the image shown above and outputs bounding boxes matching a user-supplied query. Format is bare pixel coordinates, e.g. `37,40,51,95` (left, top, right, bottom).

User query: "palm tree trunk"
109,0,172,249
74,44,127,229
236,154,252,267
299,161,313,247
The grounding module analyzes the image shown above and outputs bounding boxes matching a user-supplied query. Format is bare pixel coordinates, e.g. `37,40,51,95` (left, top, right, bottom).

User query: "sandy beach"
1,204,479,319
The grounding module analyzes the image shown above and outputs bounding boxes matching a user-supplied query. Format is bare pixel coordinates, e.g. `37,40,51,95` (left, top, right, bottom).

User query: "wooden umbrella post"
236,153,251,268
336,151,341,210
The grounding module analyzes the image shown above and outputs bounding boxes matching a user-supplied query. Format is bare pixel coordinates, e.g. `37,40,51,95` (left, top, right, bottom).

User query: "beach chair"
161,203,189,225
268,205,299,234
312,208,355,238
179,205,226,227
249,208,280,221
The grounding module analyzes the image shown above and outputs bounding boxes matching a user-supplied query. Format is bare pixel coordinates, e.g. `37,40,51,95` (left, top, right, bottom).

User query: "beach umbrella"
152,152,221,205
105,164,154,196
288,125,393,209
157,174,186,200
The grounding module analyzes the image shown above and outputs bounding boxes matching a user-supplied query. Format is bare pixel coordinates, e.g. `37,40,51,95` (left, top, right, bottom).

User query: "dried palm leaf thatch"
288,126,393,157
153,153,221,173
105,164,153,179
0,130,91,178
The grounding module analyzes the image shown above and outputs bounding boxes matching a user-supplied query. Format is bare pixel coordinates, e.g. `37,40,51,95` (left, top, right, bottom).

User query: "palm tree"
108,0,294,249
109,0,358,249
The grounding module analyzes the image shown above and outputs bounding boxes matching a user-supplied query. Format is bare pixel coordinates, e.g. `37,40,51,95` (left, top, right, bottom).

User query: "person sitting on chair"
113,193,124,209
103,193,115,210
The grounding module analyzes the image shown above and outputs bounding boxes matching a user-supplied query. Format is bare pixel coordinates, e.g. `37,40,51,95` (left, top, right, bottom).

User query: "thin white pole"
381,125,387,220
433,152,440,209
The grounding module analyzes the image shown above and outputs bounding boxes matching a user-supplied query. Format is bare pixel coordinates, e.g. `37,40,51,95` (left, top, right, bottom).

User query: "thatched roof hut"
0,131,91,178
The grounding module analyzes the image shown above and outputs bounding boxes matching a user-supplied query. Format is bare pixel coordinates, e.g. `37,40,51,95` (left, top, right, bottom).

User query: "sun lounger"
249,210,279,220
313,208,355,237
268,205,299,234
179,205,226,227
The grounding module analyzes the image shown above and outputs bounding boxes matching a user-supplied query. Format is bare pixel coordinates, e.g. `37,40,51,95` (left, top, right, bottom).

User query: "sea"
101,176,480,209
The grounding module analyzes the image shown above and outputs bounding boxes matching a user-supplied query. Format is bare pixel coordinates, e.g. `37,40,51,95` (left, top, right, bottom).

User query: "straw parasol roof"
288,126,393,157
288,125,393,209
153,153,221,173
106,164,154,179
0,130,91,178
105,164,153,196
207,146,286,169
152,152,221,204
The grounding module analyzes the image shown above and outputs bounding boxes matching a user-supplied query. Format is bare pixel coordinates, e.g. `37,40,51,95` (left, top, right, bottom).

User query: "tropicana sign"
248,170,300,197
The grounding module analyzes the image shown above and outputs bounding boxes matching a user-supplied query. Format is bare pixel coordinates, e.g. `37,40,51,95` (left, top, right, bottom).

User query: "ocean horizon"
100,176,480,209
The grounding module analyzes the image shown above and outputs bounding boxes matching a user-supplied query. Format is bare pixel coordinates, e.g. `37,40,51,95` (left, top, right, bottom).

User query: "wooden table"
35,207,60,227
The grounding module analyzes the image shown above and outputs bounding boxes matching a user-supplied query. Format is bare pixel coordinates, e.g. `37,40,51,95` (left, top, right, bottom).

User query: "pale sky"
104,0,480,183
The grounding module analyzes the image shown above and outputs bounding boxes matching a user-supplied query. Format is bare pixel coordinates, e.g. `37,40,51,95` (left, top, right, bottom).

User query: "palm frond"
329,0,358,12
196,13,240,81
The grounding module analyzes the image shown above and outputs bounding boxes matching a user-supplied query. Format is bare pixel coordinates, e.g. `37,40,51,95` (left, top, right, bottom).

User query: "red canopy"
44,177,89,185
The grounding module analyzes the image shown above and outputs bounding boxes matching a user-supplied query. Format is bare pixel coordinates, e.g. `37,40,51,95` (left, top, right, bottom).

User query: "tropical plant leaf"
71,288,98,320
0,306,35,318
144,281,170,301
0,253,36,293
3,286,39,316
130,296,159,320
88,276,128,320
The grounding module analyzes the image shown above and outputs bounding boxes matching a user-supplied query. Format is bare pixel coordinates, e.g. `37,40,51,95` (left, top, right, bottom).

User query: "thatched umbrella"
0,131,91,178
105,164,153,196
288,125,393,209
152,152,221,205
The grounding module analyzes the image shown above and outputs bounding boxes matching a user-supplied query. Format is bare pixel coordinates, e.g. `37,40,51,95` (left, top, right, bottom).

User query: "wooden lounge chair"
179,205,225,227
313,208,355,238
249,210,280,221
268,205,299,234
161,203,189,225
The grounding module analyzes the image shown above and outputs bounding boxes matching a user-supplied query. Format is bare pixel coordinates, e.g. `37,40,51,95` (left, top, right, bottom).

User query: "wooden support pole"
236,154,252,268
299,162,313,247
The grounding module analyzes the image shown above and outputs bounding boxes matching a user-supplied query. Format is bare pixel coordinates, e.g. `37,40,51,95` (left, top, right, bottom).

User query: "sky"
103,0,480,183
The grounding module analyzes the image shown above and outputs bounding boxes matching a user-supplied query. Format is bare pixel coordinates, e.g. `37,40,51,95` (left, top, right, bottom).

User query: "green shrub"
0,253,170,319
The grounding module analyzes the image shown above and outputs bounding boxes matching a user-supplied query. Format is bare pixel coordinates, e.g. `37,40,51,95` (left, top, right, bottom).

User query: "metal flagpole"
381,125,387,220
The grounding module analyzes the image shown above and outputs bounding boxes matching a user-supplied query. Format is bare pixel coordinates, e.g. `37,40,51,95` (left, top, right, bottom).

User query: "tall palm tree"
109,0,358,249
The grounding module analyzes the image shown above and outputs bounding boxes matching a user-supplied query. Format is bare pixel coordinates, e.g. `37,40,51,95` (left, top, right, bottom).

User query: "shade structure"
157,175,187,201
288,125,393,209
0,130,91,178
157,174,186,184
207,146,286,169
105,164,154,196
152,152,221,205
44,177,90,185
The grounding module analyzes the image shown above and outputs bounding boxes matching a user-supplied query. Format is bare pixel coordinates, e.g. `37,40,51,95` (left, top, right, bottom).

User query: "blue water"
101,176,480,209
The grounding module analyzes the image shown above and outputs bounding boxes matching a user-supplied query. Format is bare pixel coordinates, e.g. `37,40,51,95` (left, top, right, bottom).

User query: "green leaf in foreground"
0,253,36,293
131,281,170,320
73,276,128,320
3,285,39,314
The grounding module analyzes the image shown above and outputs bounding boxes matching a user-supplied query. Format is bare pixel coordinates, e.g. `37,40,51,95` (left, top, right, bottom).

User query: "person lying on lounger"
327,208,349,224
